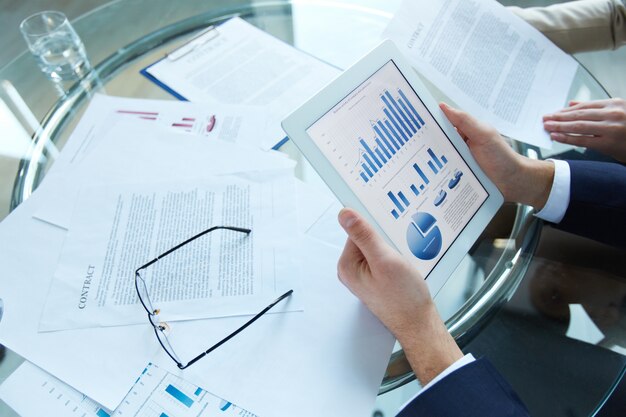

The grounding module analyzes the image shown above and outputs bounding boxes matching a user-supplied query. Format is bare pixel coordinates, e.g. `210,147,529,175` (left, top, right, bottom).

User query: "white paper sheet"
33,119,295,230
68,93,272,150
40,176,303,331
151,236,396,417
0,361,257,417
144,17,341,149
0,188,158,410
383,0,578,148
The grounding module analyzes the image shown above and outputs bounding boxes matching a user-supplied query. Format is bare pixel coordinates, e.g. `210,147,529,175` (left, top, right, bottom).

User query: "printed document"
143,17,340,148
33,117,295,230
383,0,578,148
0,362,256,417
40,176,302,331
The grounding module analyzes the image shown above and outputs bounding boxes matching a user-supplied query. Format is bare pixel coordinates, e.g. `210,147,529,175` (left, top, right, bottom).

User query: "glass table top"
1,1,625,416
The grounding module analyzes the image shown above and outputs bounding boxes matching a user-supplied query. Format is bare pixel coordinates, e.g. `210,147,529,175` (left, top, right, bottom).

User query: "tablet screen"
306,60,489,278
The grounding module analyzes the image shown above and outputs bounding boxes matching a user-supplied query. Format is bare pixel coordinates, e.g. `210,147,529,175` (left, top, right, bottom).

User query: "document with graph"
0,361,256,417
306,60,489,279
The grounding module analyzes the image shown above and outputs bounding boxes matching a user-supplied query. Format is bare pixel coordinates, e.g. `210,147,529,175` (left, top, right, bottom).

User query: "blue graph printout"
0,361,256,417
305,60,489,278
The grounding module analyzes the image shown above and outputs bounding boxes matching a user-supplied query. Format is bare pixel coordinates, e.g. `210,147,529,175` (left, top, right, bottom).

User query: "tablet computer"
282,40,503,295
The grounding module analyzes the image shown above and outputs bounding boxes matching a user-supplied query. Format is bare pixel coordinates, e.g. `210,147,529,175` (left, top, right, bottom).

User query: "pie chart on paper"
406,211,442,260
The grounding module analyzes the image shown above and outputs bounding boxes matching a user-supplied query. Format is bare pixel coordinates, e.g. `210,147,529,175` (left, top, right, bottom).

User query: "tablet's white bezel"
282,40,503,296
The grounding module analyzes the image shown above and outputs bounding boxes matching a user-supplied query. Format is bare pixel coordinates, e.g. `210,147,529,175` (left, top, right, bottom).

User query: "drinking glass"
19,11,92,82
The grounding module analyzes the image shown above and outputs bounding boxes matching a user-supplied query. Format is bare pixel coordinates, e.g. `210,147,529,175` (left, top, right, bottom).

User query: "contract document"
383,0,578,148
40,175,302,331
143,17,341,148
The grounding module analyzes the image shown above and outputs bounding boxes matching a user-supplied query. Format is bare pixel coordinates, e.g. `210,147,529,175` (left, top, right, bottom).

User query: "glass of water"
19,11,92,83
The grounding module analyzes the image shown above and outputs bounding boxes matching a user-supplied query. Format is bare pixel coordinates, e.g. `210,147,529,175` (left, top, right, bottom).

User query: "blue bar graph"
356,88,426,182
376,138,391,159
428,160,439,174
392,209,399,219
398,192,410,206
194,387,203,396
398,89,425,126
382,96,412,138
442,155,448,164
411,184,420,196
96,410,111,417
413,163,429,184
428,148,443,169
220,401,233,411
399,98,421,132
375,148,387,163
360,138,382,168
384,109,408,143
384,91,416,135
387,192,405,213
362,163,373,177
165,384,194,407
378,121,401,149
363,154,378,173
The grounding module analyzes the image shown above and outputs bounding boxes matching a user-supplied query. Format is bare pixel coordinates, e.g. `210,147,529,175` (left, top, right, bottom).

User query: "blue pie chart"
406,212,442,260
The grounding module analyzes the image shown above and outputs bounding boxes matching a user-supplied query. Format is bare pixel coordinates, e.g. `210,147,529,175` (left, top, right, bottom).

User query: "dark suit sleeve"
397,357,529,417
551,161,626,248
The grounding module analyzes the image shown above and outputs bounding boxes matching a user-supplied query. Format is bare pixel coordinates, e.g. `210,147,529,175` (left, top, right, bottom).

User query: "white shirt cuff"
398,353,476,412
534,159,570,224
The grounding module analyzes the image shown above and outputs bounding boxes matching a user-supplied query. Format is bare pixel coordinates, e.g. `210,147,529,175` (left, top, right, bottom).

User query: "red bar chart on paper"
115,109,217,135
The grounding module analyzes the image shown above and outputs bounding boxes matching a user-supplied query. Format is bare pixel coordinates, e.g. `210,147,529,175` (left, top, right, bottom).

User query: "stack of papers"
0,16,394,417
0,89,394,417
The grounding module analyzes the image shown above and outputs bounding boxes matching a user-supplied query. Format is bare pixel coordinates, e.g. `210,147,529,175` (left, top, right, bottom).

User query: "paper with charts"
306,60,488,282
143,17,340,149
383,0,578,148
39,175,302,331
0,361,256,417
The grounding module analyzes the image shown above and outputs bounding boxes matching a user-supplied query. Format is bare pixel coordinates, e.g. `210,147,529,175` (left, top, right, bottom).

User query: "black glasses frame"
135,225,293,369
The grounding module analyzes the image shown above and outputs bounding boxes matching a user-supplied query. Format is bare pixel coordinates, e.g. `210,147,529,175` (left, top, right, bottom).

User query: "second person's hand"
543,98,626,162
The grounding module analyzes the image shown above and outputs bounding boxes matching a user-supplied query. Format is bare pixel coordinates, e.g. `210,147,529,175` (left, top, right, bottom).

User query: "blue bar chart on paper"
0,362,257,417
358,88,426,183
388,147,448,219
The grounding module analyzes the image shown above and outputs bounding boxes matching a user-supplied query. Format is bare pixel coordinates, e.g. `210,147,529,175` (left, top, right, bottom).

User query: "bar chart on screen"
356,88,426,184
386,147,449,219
0,362,256,417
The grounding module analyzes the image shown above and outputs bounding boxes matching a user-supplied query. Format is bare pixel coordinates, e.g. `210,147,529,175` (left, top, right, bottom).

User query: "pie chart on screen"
406,212,442,260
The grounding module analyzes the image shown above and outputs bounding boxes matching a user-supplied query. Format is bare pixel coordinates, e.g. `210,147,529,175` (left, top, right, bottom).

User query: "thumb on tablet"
338,208,388,260
439,103,498,147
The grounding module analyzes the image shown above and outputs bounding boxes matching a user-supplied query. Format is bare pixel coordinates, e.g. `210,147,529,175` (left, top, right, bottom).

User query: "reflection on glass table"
0,1,624,417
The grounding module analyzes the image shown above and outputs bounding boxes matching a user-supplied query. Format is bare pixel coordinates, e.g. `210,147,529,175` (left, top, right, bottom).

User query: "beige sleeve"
509,0,626,54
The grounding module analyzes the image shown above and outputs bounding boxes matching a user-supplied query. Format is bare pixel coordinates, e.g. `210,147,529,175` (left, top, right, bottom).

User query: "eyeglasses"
135,225,293,369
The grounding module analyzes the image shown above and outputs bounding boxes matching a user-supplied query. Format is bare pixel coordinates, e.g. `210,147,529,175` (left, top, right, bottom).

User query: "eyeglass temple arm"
179,289,294,370
135,226,251,273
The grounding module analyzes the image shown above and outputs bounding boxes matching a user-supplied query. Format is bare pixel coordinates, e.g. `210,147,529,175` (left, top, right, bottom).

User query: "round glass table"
1,1,625,416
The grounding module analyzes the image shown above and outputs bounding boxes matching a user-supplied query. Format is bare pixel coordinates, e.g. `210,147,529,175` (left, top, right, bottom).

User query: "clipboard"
139,26,221,102
140,24,289,149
